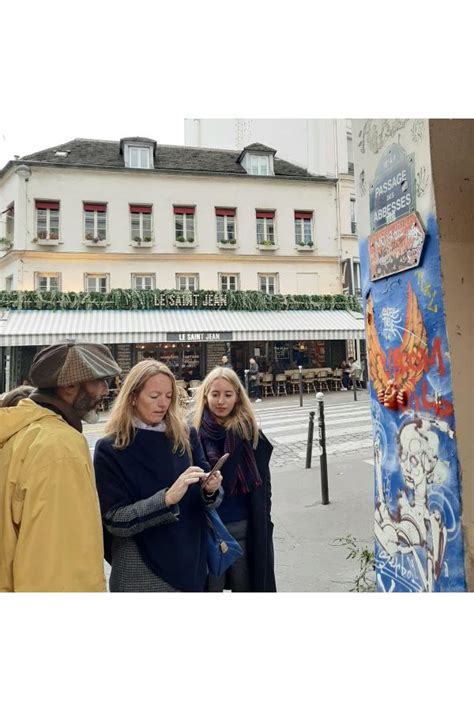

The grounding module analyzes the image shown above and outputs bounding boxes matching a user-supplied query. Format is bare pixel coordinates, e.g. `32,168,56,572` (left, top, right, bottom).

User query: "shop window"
132,274,155,290
85,273,109,293
219,273,239,291
176,273,198,291
258,273,278,295
35,272,61,292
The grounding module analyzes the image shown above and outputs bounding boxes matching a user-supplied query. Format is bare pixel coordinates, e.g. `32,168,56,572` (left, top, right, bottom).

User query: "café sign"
368,212,426,281
370,143,415,232
167,331,232,342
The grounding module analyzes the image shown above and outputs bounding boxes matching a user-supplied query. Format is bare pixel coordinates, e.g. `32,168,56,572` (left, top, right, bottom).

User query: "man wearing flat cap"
0,340,121,592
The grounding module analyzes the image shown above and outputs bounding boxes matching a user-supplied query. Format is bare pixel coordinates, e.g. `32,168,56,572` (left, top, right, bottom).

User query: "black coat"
248,432,277,592
204,431,276,592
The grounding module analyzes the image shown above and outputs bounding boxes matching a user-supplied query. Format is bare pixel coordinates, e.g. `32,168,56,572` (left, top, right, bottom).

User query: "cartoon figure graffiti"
366,282,426,410
374,414,453,592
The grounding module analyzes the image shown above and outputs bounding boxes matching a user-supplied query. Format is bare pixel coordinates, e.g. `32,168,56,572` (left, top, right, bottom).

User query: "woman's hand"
202,470,223,495
164,467,206,506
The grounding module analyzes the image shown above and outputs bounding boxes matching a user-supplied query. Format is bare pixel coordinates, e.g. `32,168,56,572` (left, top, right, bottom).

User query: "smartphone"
202,452,229,486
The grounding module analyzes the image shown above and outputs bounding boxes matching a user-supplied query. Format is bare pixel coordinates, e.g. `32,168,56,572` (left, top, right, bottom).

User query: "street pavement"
84,389,375,592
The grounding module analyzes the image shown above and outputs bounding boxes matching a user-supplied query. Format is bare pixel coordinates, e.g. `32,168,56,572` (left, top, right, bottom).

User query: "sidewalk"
271,454,374,592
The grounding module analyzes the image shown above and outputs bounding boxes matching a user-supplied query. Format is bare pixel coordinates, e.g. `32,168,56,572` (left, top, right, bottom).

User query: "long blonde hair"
193,367,259,448
105,359,190,453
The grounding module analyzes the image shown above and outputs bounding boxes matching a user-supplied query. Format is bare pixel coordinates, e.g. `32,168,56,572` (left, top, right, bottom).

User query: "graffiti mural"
359,214,466,592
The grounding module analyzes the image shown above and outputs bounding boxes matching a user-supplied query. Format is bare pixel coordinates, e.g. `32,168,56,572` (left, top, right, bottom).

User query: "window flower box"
218,238,237,249
34,231,60,245
84,233,107,246
175,236,196,248
295,241,315,251
131,235,154,247
257,241,277,251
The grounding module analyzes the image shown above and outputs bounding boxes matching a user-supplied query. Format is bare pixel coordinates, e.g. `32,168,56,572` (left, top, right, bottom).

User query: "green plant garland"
0,289,362,312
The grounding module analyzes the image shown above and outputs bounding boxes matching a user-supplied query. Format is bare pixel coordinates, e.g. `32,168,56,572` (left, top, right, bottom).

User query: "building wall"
429,119,474,589
354,118,467,592
0,251,340,294
0,165,341,293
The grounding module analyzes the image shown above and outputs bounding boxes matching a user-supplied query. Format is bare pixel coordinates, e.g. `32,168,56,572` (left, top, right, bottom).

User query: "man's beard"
73,385,103,423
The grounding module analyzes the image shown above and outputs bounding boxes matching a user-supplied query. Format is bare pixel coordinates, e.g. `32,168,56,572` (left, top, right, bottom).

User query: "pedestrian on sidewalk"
221,354,233,369
248,357,262,402
0,340,121,592
94,360,223,592
193,367,276,592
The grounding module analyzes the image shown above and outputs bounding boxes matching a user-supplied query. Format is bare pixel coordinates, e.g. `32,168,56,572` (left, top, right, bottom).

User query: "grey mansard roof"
1,138,334,182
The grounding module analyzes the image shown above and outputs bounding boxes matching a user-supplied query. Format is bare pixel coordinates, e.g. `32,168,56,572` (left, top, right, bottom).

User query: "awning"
0,309,366,347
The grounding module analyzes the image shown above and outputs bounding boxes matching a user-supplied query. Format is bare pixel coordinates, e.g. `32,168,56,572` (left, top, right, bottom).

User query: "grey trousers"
207,519,250,592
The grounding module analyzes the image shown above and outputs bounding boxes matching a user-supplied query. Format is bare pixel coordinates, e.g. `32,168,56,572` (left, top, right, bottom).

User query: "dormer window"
250,155,270,176
237,143,276,177
120,137,156,170
129,146,151,169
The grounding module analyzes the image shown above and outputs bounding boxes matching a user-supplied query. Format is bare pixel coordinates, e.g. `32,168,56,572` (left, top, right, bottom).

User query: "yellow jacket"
0,399,106,592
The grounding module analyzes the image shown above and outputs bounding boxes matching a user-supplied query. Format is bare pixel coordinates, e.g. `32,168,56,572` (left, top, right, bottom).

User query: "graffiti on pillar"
360,215,466,592
416,166,430,198
358,119,409,154
411,119,425,144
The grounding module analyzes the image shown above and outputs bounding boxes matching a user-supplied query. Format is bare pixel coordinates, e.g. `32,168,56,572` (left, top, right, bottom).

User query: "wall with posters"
353,119,467,592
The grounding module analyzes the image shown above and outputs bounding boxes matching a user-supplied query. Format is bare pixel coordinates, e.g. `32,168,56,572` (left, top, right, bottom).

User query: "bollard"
298,365,303,407
316,392,329,504
353,377,358,402
305,410,315,469
244,369,249,397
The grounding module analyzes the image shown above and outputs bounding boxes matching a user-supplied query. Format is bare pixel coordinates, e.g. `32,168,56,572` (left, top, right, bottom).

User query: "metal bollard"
305,410,316,468
316,392,329,504
244,369,249,397
298,365,303,407
353,377,358,402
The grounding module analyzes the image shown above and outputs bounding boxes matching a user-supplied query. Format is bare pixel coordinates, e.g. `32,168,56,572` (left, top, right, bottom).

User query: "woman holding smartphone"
94,360,223,592
193,367,276,592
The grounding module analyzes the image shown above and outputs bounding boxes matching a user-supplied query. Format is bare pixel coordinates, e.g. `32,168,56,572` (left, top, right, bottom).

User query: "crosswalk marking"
253,399,374,455
262,414,371,435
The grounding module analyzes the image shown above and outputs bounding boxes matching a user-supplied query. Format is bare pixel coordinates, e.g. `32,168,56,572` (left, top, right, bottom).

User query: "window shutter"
84,203,107,212
256,210,275,219
294,211,313,219
215,208,236,217
130,205,152,213
36,200,60,210
173,206,195,215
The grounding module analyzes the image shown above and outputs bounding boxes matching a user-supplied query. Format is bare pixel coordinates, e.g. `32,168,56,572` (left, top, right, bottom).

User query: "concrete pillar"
354,119,471,592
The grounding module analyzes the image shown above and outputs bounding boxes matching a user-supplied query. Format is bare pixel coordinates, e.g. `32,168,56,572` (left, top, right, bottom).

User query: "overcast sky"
1,2,470,169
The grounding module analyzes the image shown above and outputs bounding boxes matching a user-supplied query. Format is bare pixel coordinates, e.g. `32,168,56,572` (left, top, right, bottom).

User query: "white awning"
0,309,366,346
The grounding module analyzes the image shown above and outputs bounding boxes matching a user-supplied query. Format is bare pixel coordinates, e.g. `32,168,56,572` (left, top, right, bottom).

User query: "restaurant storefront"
0,305,366,391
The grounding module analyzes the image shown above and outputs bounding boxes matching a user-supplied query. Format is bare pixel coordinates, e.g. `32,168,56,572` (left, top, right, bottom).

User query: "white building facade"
0,135,364,388
185,119,361,298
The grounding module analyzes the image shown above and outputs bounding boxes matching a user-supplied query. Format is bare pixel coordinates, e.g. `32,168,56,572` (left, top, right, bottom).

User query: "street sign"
368,212,426,281
370,143,415,232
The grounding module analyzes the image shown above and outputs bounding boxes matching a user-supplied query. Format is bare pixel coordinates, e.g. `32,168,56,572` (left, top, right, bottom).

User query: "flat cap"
30,341,121,388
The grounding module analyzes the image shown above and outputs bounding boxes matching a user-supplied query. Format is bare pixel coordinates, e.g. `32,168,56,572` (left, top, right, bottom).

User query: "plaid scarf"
199,408,262,497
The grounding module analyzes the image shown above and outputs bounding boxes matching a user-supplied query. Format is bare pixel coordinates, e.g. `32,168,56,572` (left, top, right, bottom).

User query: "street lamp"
15,164,31,181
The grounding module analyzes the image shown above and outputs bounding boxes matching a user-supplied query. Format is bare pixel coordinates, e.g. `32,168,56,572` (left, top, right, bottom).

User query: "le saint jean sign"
166,332,232,342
